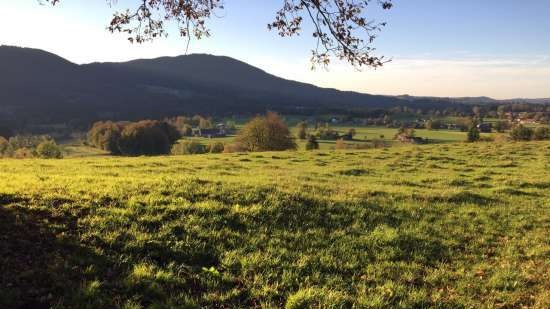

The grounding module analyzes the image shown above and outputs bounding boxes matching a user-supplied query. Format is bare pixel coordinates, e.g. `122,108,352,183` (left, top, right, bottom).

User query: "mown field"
1,141,549,308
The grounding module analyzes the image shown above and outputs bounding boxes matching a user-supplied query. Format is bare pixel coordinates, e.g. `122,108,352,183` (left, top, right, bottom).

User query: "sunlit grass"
0,141,549,308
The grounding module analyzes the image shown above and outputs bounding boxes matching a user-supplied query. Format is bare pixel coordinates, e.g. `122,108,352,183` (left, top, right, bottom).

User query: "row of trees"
87,120,180,155
165,115,215,136
388,103,550,123
296,122,356,141
87,113,298,156
171,112,300,154
329,104,550,129
466,125,550,143
242,112,385,152
88,114,550,156
0,135,63,159
245,115,393,151
510,126,550,141
171,141,225,155
329,104,549,131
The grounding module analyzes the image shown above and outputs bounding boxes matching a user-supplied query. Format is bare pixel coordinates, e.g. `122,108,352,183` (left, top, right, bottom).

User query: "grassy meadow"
60,125,498,158
1,141,549,308
151,126,492,155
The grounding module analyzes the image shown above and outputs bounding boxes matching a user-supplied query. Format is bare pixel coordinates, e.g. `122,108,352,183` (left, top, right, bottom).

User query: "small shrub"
0,136,11,157
296,121,308,140
237,112,296,152
36,140,63,159
394,126,415,140
533,127,550,140
208,142,225,153
466,127,480,142
494,121,510,133
223,142,248,153
305,135,319,150
317,127,340,140
13,147,34,159
510,125,534,141
171,140,207,155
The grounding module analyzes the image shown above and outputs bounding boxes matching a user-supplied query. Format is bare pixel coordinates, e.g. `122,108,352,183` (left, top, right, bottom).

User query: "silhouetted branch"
41,0,392,68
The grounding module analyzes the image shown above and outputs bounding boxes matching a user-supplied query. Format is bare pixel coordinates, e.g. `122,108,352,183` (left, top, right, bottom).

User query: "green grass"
317,127,476,144
169,127,486,152
62,144,110,158
1,141,549,308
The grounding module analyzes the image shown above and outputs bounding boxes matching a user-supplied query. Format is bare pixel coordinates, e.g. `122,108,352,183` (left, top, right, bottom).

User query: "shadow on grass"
0,194,212,309
337,168,372,176
0,190,275,308
0,187,454,308
411,191,498,206
0,194,105,308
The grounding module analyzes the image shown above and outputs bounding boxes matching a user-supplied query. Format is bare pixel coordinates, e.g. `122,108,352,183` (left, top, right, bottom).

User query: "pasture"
1,141,549,308
169,126,491,154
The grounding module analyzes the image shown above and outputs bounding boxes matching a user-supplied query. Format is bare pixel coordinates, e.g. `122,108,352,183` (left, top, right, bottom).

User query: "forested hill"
0,46,436,124
0,45,542,126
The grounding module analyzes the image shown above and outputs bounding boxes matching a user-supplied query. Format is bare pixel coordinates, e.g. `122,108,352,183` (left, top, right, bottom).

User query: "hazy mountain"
500,98,550,104
0,45,546,127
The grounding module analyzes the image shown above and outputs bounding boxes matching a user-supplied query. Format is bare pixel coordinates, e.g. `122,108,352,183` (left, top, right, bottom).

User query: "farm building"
195,124,227,138
476,123,492,133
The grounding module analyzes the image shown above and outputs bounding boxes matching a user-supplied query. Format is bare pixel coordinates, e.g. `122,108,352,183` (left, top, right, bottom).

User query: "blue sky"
1,0,549,98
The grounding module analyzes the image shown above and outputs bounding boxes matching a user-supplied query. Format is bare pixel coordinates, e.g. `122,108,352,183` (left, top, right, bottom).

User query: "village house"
194,123,227,138
476,123,492,133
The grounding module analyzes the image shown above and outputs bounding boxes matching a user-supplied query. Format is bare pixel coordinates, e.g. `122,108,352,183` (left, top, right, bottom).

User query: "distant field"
1,141,548,308
316,126,476,143
153,127,488,154
62,144,110,157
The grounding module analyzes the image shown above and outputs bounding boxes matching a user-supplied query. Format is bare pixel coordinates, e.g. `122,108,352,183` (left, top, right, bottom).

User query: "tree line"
87,120,181,156
509,126,550,141
87,112,297,156
0,135,63,159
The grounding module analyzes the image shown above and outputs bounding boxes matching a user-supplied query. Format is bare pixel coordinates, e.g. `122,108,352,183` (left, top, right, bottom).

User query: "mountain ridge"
1,45,548,127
